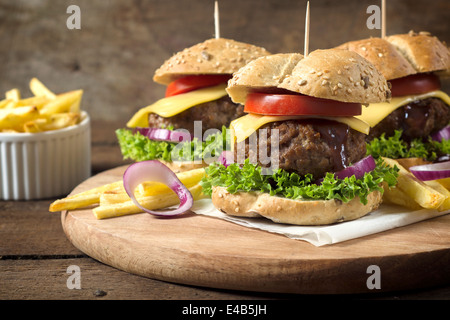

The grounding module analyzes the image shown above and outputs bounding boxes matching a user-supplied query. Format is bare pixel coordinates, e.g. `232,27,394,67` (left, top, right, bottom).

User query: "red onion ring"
431,126,450,142
334,155,376,180
409,160,450,181
315,155,376,184
123,160,193,216
133,127,191,142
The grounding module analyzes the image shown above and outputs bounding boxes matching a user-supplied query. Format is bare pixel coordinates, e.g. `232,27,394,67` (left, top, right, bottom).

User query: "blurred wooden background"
0,0,449,125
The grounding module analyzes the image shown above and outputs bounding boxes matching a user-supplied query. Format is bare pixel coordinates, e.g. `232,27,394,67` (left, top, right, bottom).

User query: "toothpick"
214,1,220,39
304,1,310,56
381,0,386,38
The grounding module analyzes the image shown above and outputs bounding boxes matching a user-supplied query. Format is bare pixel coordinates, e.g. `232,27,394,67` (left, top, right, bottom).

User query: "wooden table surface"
1,120,449,301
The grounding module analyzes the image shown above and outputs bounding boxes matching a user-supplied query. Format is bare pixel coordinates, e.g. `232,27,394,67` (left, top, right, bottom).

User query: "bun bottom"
211,186,383,226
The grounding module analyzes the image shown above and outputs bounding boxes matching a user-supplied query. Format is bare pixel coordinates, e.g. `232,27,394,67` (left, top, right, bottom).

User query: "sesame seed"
235,207,239,213
347,88,352,93
321,80,328,86
337,83,343,89
298,79,307,86
378,53,383,58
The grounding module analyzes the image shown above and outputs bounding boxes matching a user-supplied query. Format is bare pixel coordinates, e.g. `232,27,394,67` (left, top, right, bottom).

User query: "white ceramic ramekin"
0,111,91,200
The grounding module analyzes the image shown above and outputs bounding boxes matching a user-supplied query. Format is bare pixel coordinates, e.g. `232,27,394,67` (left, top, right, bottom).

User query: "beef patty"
148,96,244,137
234,119,367,179
367,98,450,142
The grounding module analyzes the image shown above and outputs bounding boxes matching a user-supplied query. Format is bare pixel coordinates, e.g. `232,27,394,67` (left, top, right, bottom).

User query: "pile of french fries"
382,157,450,211
49,168,207,219
0,78,83,133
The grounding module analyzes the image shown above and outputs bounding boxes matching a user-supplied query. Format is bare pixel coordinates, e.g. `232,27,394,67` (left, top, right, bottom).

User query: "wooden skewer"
215,1,220,39
381,0,386,38
304,1,310,56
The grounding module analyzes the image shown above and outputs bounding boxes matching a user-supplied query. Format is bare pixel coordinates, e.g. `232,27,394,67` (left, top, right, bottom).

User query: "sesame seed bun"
211,186,383,226
226,49,391,104
153,38,271,85
386,31,450,74
337,37,417,80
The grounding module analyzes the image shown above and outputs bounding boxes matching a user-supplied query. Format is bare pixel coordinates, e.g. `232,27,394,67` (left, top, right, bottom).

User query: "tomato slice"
165,75,231,97
244,93,362,116
390,73,441,97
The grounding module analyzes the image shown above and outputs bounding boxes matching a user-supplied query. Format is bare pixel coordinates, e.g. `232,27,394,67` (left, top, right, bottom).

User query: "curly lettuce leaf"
115,127,229,162
366,130,450,161
200,158,398,205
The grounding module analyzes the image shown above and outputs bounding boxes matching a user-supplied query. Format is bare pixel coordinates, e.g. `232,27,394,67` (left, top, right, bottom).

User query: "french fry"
136,168,206,196
48,194,100,212
99,191,134,205
16,95,50,109
23,118,48,133
5,88,20,101
49,180,124,212
2,100,18,109
0,106,40,132
39,90,83,115
424,180,450,211
29,77,56,99
93,184,205,219
436,177,450,190
0,78,84,134
0,99,11,109
382,183,422,210
382,157,446,210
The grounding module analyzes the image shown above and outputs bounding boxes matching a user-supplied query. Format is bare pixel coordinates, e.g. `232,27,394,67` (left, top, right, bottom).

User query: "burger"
116,38,271,172
200,49,399,225
337,31,450,166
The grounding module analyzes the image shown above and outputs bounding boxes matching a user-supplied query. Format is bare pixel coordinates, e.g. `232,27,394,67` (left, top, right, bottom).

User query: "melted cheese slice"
230,113,371,144
355,90,450,127
126,84,227,128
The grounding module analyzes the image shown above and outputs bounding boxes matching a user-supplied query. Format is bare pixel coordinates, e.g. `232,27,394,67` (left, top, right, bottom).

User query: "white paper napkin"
191,199,449,246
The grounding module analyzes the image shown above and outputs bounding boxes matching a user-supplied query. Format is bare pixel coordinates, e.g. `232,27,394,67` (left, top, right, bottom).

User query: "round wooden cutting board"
61,166,450,294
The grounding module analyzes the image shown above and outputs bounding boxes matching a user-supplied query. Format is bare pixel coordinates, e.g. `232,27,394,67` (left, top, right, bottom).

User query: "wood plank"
0,258,278,300
0,200,83,256
61,166,450,295
1,258,450,300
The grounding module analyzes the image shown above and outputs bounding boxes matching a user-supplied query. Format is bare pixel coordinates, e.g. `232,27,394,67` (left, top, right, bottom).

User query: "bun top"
226,49,391,104
337,37,416,80
386,31,450,74
153,38,271,85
